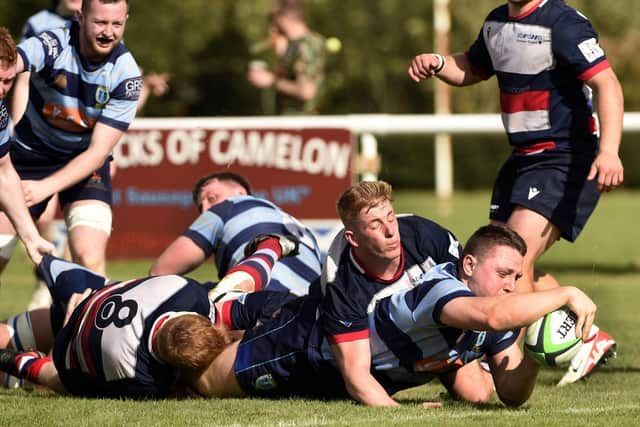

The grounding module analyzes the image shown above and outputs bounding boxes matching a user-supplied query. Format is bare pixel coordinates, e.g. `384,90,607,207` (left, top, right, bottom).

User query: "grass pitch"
1,190,639,426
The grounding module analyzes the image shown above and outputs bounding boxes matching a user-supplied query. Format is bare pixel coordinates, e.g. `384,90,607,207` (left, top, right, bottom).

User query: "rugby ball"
524,306,583,367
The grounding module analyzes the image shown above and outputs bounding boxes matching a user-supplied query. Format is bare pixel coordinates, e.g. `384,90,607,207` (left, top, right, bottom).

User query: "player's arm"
273,74,317,102
21,123,122,207
331,338,399,407
150,236,206,276
9,72,29,123
586,67,624,192
0,154,53,264
487,341,540,407
408,52,483,86
440,286,596,340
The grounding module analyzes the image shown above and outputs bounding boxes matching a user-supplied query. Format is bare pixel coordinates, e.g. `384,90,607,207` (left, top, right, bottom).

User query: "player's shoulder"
540,0,590,26
397,213,451,235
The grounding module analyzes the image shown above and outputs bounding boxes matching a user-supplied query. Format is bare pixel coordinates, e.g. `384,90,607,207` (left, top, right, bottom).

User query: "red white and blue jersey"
321,263,518,390
20,9,72,41
52,275,215,399
0,101,10,157
319,215,461,343
14,21,141,161
466,0,607,153
183,195,323,296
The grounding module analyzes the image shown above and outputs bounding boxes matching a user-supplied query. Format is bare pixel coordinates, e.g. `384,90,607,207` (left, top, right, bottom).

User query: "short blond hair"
336,180,393,226
0,27,17,67
156,314,230,375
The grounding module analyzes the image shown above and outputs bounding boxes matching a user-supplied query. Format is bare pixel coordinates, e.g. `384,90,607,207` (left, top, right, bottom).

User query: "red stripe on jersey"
509,0,545,20
578,60,610,81
514,141,557,154
500,90,549,113
351,247,405,284
328,329,370,344
220,300,234,329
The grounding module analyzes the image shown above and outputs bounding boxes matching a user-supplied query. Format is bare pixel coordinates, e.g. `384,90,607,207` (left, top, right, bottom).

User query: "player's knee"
4,312,38,352
0,234,18,261
66,203,112,236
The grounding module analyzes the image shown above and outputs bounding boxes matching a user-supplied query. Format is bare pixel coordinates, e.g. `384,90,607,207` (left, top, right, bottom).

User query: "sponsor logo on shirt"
124,77,143,100
0,104,8,130
38,32,60,58
578,38,604,63
528,187,541,200
516,32,546,44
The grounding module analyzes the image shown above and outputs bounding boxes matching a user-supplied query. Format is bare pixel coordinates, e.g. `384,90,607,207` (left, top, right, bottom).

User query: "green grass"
1,190,639,426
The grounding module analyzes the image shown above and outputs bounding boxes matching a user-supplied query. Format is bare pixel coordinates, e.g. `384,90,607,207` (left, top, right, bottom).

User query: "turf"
1,190,639,426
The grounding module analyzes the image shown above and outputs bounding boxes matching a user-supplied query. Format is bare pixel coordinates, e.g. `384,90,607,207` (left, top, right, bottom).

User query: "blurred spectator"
247,0,326,114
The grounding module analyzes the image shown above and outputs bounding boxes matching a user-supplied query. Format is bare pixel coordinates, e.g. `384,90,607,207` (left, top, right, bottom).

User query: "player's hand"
247,68,276,88
587,151,624,192
63,288,93,327
21,179,51,207
564,287,597,340
408,53,442,82
24,236,54,265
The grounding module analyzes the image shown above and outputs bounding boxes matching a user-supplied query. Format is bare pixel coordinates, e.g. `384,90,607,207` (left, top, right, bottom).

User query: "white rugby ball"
524,306,583,367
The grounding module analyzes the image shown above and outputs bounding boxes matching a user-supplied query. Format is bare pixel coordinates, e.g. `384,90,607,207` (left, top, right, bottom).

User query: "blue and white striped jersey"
183,195,323,296
319,215,461,343
20,9,72,41
15,21,141,160
0,101,10,157
466,0,606,153
320,263,518,387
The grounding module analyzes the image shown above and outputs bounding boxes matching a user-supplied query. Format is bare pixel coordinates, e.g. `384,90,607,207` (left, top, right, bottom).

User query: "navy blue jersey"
319,215,460,342
183,195,323,296
466,0,607,152
49,265,215,399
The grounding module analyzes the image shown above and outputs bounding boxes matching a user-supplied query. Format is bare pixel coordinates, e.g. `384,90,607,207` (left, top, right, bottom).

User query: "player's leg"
65,200,111,276
0,348,65,393
500,206,562,293
0,308,55,387
209,234,299,302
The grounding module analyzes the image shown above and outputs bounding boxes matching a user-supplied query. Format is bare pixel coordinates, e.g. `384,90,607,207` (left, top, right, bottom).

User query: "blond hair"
336,180,393,226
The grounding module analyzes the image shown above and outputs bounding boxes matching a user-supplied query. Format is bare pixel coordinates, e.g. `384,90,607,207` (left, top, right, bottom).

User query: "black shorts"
234,296,346,399
10,142,112,219
489,150,599,242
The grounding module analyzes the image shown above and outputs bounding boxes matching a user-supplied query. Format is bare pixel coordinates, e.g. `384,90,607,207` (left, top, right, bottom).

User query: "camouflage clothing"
275,31,326,114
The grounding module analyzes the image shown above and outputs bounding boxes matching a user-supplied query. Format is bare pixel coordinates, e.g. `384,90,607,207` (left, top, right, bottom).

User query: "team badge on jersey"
95,85,110,107
254,374,277,390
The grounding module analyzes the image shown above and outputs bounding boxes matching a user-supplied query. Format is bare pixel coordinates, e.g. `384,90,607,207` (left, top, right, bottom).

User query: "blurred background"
2,0,639,189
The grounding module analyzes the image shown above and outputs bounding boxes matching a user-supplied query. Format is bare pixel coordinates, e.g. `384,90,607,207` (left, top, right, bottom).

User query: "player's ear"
344,229,358,248
461,254,476,277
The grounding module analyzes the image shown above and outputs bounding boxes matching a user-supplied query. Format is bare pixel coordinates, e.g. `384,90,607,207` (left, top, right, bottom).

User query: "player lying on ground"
2,225,599,406
0,233,298,397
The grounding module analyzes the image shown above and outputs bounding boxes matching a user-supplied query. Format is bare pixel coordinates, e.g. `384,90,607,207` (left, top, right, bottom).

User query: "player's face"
0,61,17,99
197,179,247,213
466,245,523,297
348,199,401,261
78,0,128,62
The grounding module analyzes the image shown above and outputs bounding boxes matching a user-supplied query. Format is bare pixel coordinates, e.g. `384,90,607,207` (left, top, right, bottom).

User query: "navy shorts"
10,142,112,219
489,150,599,242
234,296,346,399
